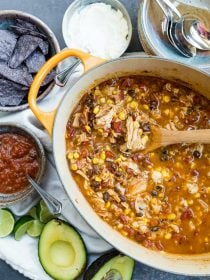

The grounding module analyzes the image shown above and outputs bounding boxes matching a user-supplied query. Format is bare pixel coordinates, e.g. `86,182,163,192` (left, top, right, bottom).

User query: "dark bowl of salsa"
0,123,46,206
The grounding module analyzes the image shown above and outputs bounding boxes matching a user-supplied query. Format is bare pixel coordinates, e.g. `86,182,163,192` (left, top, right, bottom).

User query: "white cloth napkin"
0,59,111,280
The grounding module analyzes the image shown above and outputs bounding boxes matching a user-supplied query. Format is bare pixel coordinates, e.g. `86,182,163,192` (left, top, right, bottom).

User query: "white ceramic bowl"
62,0,132,58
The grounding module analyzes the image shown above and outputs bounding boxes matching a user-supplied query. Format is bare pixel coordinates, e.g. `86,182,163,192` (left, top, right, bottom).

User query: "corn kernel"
107,99,114,105
207,187,210,193
105,201,111,209
85,125,91,133
126,96,132,103
143,104,149,110
117,224,123,229
188,200,194,205
93,106,100,114
105,145,111,151
204,237,209,242
94,89,100,95
98,128,104,135
164,109,170,115
165,233,172,240
100,97,106,104
115,157,121,163
100,151,106,160
118,111,126,120
163,95,171,103
92,158,99,164
67,152,73,160
124,208,131,215
194,193,201,198
73,152,80,159
121,230,128,236
130,211,135,218
167,213,176,220
95,176,102,182
70,163,78,171
130,100,138,109
120,155,126,161
113,90,118,95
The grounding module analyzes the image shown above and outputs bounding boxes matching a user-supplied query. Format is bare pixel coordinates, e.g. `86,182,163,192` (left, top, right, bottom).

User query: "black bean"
142,122,151,132
103,192,110,202
149,99,158,110
193,150,201,159
160,149,170,161
127,89,136,98
150,190,158,196
106,162,118,173
91,181,101,190
156,185,163,191
151,226,159,232
85,92,94,109
115,171,123,177
119,194,126,202
136,211,144,217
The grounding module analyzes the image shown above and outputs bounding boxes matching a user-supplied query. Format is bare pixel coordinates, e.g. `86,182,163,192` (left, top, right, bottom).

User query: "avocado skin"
83,250,134,280
38,218,87,280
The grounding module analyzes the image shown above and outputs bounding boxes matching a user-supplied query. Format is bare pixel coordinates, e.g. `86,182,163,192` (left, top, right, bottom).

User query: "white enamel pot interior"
52,56,210,276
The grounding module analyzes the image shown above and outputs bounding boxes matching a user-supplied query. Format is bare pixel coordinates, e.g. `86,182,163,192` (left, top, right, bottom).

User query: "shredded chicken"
94,102,123,130
72,113,81,128
121,116,146,152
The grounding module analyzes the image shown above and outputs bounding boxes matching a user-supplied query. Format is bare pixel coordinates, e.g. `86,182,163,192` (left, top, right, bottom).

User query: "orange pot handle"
28,49,105,136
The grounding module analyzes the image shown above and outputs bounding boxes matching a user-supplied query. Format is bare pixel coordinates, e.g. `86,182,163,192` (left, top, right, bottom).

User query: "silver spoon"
27,175,62,215
156,0,195,57
55,58,80,87
183,19,210,50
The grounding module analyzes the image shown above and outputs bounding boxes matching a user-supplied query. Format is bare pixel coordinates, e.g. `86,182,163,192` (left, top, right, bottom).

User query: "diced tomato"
105,150,115,158
112,121,123,133
119,214,129,224
181,208,194,220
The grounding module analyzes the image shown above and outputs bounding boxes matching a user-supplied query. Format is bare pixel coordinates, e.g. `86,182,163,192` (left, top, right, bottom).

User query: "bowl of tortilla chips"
0,10,60,112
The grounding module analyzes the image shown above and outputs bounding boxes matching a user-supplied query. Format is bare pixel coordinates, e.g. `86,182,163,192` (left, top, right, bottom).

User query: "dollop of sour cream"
67,3,129,59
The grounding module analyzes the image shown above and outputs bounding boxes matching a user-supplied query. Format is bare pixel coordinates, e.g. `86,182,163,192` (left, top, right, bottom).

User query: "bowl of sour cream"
62,0,132,59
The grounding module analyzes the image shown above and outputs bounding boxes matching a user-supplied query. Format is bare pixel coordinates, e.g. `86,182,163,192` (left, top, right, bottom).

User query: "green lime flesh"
0,209,15,238
14,216,34,241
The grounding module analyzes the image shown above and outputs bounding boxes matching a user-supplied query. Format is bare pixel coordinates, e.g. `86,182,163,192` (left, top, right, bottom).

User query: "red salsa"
0,133,40,194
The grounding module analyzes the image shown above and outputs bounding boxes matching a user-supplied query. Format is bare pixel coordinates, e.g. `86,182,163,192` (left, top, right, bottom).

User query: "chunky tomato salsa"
66,76,210,254
0,133,40,194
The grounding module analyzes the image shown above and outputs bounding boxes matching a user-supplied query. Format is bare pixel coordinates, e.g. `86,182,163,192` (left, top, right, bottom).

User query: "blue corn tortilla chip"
9,35,43,68
0,30,17,62
0,62,33,87
26,50,46,73
39,40,49,55
15,19,38,31
10,19,46,39
0,78,27,106
41,69,56,87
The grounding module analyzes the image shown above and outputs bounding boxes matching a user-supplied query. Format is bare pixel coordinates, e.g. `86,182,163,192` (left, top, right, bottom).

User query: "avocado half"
38,219,87,280
84,250,135,280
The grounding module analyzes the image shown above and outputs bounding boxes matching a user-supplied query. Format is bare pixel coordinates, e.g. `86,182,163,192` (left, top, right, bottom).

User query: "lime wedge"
37,200,54,223
14,216,34,241
0,209,15,238
28,206,38,219
27,220,44,238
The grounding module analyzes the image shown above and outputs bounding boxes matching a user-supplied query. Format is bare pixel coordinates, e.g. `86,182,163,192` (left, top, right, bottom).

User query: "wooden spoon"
145,127,210,153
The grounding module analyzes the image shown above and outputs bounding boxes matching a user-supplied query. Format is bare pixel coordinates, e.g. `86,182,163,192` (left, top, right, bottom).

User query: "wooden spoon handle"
162,129,210,145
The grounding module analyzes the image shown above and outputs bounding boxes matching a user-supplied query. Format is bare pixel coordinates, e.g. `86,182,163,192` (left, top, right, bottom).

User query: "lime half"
37,200,54,223
14,216,34,241
27,220,44,238
0,209,15,238
28,206,38,220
